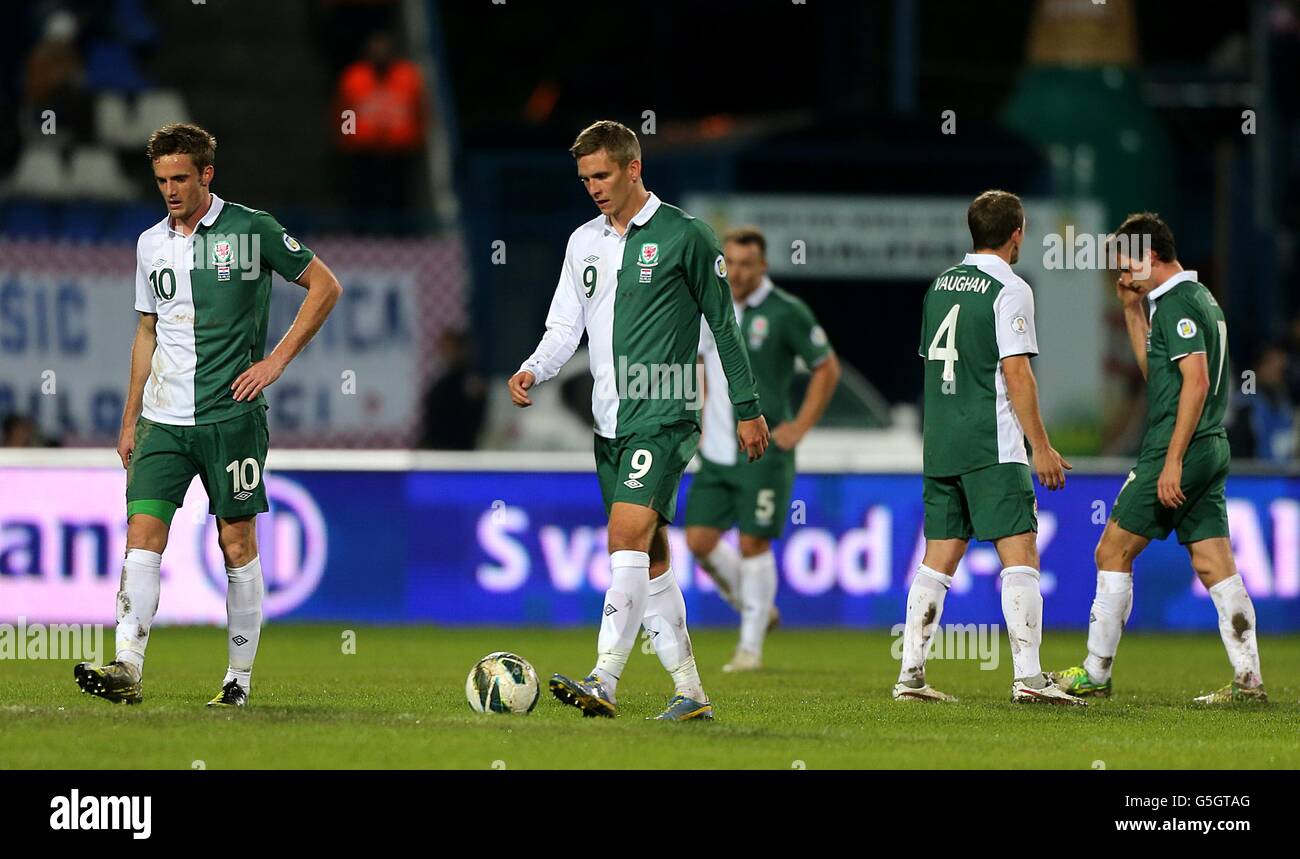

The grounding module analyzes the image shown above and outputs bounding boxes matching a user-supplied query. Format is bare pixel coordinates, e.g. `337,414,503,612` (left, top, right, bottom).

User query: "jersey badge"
637,243,660,267
283,234,302,253
1011,315,1027,335
748,315,769,350
1176,318,1197,339
714,254,727,278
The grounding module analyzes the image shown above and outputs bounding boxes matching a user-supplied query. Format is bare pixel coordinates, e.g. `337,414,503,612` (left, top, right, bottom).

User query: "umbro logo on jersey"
152,257,168,267
604,604,618,616
623,478,644,489
233,490,253,501
584,255,600,263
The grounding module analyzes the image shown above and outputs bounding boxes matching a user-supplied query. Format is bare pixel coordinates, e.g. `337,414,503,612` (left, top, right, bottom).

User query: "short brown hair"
569,120,640,167
967,190,1024,251
146,123,217,171
1109,212,1178,264
723,225,767,257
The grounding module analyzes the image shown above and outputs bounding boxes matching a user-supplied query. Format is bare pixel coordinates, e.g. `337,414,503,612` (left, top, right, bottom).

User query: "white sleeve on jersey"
697,315,716,356
519,238,585,385
134,238,156,314
994,279,1038,359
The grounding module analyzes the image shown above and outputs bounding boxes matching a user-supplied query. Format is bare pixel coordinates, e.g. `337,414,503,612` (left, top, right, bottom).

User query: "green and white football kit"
522,192,760,719
686,277,832,540
1110,271,1230,544
126,194,315,523
919,252,1039,543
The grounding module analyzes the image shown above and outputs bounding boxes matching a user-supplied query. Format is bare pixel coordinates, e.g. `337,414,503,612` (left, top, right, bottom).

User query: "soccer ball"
465,651,540,714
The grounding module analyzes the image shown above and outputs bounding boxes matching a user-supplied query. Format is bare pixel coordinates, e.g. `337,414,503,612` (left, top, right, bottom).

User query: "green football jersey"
520,193,761,438
1140,271,1229,458
134,194,315,425
919,252,1038,477
698,278,831,465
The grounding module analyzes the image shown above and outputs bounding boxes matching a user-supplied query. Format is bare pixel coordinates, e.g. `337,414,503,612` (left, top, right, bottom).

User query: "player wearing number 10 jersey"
1052,213,1267,704
75,123,343,708
895,190,1080,705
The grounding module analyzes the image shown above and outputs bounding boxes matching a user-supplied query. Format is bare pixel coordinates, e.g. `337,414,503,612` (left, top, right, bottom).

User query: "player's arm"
232,256,343,402
687,222,767,460
510,241,585,407
1157,319,1211,508
118,312,157,468
997,282,1070,489
1116,275,1150,379
774,302,840,450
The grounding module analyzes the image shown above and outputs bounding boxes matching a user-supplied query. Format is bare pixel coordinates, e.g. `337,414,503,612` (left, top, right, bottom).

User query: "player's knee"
738,534,770,558
125,517,168,554
685,528,718,559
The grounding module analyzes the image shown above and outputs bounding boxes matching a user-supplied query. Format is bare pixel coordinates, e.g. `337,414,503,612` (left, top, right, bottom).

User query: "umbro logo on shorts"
623,478,644,489
233,491,252,501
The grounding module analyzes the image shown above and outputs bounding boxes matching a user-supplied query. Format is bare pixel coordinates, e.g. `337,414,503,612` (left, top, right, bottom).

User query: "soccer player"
895,189,1081,705
684,226,840,672
508,120,769,721
74,123,343,707
1052,213,1266,704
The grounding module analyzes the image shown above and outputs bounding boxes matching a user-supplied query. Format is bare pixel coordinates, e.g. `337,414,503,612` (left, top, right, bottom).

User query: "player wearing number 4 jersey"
509,121,769,721
896,190,1081,706
74,124,342,707
1051,213,1267,705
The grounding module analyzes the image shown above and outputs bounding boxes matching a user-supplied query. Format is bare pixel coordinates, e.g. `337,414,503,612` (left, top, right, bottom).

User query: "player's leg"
969,463,1081,704
684,459,742,610
894,474,970,701
1187,538,1266,702
199,409,271,707
643,522,711,718
727,450,793,671
76,417,192,704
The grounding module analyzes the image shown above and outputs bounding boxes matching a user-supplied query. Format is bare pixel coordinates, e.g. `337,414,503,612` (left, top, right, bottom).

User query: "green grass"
2,625,1297,769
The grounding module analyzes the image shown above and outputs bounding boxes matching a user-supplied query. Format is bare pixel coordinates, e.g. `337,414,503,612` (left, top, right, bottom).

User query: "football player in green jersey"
898,190,1080,705
75,124,343,707
685,227,841,672
509,121,769,721
1052,213,1266,704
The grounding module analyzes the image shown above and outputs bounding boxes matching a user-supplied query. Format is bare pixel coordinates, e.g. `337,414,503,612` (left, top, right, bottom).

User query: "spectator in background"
419,330,486,449
1248,340,1300,462
22,10,92,145
334,30,426,233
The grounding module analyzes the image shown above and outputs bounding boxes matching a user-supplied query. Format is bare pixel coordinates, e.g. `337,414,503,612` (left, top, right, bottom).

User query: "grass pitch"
2,625,1297,769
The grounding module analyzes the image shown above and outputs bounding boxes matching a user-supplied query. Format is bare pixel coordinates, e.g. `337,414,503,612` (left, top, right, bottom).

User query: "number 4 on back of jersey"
927,305,960,382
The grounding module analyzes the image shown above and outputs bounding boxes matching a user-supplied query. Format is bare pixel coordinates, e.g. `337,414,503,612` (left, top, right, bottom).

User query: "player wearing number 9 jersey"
74,123,343,708
1051,212,1266,705
508,121,769,721
896,190,1081,706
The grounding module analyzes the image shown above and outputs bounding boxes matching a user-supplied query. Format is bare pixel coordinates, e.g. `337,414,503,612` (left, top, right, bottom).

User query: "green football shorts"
594,420,700,524
1110,431,1230,545
683,447,796,539
923,461,1037,543
126,407,270,524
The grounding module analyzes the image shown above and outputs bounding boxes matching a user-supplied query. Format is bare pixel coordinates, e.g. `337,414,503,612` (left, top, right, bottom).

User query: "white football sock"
223,556,264,693
1083,570,1132,683
737,550,777,656
593,549,650,697
898,565,952,686
702,541,742,611
1000,566,1044,680
1207,574,1263,687
114,548,162,674
644,568,705,701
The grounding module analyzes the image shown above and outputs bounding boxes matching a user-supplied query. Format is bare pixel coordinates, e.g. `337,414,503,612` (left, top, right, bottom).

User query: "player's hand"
737,415,770,462
1157,459,1185,508
1114,275,1144,310
1032,444,1072,490
231,356,286,402
116,423,136,469
508,371,536,407
771,420,806,451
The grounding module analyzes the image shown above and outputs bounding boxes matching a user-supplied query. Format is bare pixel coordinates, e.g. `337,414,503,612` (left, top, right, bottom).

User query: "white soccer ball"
465,651,540,714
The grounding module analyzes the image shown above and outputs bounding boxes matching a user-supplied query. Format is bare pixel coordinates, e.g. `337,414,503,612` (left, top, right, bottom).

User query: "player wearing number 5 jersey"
74,124,343,708
508,121,769,721
1051,213,1267,704
896,190,1080,706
